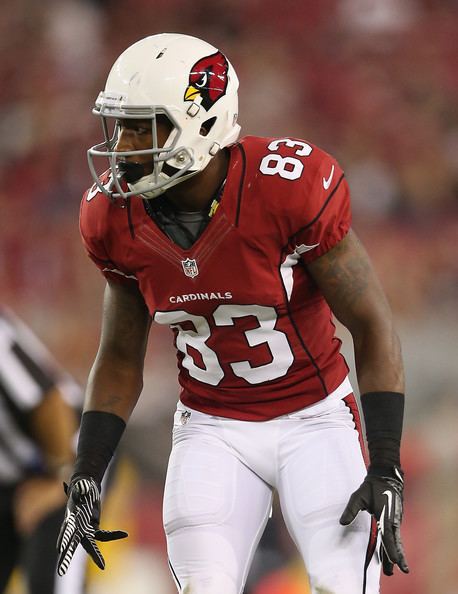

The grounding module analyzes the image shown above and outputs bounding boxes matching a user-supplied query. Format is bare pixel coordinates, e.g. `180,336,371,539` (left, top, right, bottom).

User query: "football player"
57,34,409,593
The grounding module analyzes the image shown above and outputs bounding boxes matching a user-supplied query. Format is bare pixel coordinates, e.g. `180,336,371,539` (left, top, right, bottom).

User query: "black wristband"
361,391,404,475
72,411,126,486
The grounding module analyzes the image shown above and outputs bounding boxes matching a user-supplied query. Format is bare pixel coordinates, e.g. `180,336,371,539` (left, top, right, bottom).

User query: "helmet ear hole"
200,117,217,137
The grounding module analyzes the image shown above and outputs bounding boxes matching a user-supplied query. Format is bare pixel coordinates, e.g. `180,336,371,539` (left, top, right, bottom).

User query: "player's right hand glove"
56,476,128,576
340,467,409,576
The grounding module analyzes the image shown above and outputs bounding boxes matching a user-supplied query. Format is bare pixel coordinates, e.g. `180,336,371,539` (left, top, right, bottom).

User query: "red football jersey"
80,136,352,420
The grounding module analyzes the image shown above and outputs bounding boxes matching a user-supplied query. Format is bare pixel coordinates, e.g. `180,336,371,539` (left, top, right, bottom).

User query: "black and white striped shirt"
0,307,82,485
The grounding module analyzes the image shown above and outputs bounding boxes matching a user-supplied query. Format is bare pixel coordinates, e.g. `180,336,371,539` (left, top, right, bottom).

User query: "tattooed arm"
307,229,404,394
309,230,409,574
84,280,152,420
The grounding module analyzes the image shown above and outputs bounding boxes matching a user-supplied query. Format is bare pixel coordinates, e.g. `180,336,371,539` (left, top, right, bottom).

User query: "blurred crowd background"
1,0,457,592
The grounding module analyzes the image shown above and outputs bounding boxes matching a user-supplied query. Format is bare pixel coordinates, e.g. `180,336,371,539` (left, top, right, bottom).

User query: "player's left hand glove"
56,476,128,576
339,467,409,576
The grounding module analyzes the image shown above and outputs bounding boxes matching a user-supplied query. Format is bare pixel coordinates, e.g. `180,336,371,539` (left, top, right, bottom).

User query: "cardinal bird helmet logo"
184,51,229,111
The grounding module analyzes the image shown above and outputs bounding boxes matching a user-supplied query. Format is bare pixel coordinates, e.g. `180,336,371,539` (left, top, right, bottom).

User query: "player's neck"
164,149,229,212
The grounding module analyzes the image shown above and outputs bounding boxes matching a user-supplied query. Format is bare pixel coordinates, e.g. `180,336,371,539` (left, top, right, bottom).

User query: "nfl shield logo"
181,258,199,278
180,411,191,425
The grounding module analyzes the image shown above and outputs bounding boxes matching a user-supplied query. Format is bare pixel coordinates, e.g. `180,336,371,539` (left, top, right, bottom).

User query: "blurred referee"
0,306,87,594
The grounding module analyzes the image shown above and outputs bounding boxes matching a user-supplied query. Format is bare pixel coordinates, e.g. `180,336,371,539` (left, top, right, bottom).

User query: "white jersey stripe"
280,243,320,301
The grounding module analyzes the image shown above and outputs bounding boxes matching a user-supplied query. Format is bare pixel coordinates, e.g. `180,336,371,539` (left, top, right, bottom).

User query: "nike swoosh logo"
378,490,393,537
322,164,335,190
383,490,393,515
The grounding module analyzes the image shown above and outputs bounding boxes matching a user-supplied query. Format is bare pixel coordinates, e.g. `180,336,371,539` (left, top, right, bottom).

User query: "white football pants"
163,382,380,594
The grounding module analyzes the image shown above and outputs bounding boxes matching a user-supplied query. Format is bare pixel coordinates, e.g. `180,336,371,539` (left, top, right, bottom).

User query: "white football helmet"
88,33,241,199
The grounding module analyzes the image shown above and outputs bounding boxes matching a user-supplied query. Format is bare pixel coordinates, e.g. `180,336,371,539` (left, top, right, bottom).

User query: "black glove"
56,476,128,576
340,467,409,576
